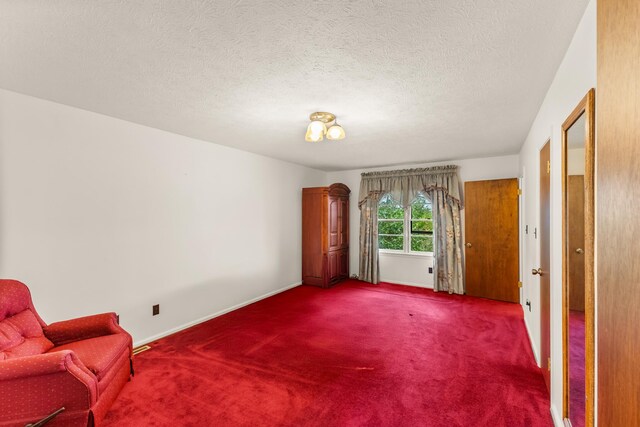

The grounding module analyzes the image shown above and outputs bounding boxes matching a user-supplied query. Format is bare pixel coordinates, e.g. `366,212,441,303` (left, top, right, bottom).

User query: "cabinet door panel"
339,198,349,248
339,249,349,279
328,251,339,283
329,198,339,250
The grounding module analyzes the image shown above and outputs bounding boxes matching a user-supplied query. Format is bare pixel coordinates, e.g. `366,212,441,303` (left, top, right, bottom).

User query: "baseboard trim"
524,315,541,366
550,403,563,427
133,282,301,347
380,279,433,289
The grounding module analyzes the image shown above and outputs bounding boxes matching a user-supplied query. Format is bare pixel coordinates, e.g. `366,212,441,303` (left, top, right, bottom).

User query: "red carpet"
103,280,551,426
569,310,585,427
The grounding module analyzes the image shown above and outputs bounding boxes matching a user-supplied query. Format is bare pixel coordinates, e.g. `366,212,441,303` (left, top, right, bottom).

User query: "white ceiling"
0,0,589,171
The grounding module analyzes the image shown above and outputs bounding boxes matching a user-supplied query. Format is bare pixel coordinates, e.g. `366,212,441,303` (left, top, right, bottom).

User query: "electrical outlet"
428,267,433,274
152,304,160,316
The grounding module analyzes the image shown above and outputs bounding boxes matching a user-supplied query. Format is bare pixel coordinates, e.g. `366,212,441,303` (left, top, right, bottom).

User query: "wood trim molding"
328,182,351,196
561,88,595,427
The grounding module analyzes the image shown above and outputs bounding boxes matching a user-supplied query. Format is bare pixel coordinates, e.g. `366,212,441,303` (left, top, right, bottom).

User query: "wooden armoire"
302,183,350,288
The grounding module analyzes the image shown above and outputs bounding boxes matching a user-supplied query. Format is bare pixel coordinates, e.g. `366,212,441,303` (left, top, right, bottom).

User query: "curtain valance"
358,165,462,208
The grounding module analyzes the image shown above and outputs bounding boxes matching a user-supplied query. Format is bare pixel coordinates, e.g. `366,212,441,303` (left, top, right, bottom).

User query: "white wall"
517,0,595,424
327,155,520,288
567,148,586,175
0,89,327,345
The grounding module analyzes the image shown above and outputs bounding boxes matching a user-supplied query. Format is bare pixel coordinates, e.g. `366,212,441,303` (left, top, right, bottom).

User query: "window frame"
378,194,434,256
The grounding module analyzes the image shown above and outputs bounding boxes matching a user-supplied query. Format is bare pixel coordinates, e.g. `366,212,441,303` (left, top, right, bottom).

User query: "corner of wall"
550,403,564,427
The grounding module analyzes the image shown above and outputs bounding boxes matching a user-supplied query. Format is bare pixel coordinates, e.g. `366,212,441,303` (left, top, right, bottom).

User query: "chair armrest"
0,351,98,420
44,312,125,346
0,350,96,384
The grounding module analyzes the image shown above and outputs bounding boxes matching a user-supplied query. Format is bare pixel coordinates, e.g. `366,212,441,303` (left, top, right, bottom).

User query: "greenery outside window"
378,193,433,254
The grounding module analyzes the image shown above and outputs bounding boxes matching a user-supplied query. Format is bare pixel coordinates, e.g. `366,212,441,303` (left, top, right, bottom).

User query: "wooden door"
465,178,519,303
568,175,585,312
540,141,551,391
597,0,640,424
302,188,328,286
328,195,347,283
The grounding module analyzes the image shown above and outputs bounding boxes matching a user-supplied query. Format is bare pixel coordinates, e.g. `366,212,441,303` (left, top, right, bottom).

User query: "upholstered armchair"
0,280,133,426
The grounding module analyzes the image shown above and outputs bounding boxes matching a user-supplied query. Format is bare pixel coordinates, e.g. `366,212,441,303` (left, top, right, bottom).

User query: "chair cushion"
0,310,54,360
0,280,45,323
49,334,130,381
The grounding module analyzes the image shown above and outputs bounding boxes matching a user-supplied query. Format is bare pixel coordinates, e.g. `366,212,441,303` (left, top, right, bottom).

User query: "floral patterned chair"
0,279,133,426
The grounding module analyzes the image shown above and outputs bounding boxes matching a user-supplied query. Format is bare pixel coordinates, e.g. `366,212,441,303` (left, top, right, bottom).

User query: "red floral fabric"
0,350,97,425
44,313,123,347
0,280,47,326
1,310,55,359
0,279,133,426
51,334,130,381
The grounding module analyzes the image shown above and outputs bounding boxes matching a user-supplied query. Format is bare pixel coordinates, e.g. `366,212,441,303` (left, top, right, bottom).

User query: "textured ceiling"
0,0,589,171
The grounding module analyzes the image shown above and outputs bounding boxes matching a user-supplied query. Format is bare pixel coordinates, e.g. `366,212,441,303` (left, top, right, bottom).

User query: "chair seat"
49,334,130,381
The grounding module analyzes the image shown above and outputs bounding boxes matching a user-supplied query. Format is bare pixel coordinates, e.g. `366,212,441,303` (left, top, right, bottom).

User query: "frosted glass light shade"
305,121,326,142
326,124,345,140
305,128,314,142
308,132,323,142
309,121,326,135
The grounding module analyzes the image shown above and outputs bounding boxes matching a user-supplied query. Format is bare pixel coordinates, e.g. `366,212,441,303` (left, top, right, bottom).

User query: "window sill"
379,251,433,258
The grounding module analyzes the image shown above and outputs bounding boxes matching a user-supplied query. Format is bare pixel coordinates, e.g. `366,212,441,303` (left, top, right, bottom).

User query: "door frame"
539,139,552,392
518,174,525,306
561,89,595,427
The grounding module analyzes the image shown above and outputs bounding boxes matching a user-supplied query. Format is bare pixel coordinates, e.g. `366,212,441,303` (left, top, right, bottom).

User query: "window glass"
411,194,432,220
410,194,433,253
378,194,404,250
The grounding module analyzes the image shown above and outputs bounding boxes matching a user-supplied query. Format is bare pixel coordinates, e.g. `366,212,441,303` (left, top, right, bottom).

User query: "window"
378,194,404,251
378,193,433,254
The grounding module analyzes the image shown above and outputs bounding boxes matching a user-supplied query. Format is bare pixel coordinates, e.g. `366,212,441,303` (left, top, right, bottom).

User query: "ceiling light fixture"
305,112,345,142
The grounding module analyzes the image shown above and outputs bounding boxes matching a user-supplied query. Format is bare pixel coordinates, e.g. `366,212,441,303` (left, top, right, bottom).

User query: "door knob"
575,248,584,254
465,242,472,248
532,268,543,276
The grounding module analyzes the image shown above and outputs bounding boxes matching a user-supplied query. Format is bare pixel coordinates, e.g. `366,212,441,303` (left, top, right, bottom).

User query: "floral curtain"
358,192,383,283
358,165,464,293
431,190,464,294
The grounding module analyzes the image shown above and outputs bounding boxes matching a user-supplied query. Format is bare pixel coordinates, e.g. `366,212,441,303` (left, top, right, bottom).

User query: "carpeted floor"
568,310,586,427
103,280,551,426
